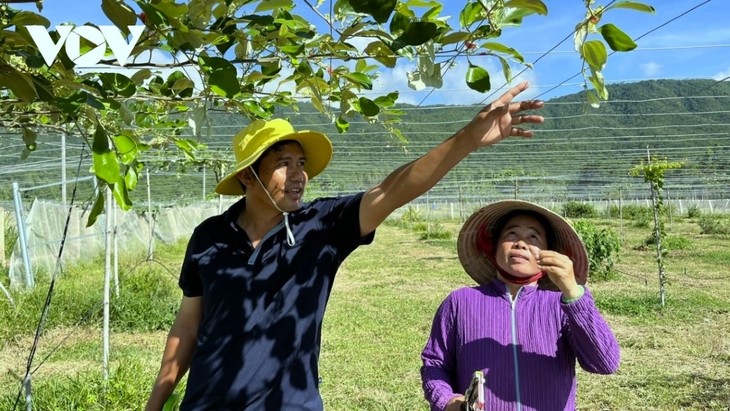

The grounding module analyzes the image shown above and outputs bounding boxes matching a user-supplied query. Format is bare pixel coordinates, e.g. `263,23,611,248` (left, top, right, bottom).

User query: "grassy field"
1,213,729,410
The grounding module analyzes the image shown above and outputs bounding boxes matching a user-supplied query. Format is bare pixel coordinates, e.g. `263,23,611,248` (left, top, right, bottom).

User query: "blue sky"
16,0,730,105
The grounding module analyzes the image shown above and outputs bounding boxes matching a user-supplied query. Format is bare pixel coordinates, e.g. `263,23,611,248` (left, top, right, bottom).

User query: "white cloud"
640,61,663,76
712,67,730,80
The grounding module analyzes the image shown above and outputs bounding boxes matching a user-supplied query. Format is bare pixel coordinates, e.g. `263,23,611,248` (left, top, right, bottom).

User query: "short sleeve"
178,230,203,297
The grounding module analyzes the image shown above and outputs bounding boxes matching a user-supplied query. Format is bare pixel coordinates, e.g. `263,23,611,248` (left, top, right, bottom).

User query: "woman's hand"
537,250,582,299
445,395,466,411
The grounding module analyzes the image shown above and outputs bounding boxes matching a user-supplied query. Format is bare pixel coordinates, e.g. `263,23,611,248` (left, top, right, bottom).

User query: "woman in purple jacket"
421,200,620,411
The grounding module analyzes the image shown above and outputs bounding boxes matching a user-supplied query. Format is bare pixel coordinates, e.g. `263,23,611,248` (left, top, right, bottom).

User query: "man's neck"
237,200,284,248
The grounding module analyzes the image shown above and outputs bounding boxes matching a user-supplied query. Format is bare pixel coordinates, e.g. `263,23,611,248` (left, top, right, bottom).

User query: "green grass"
1,215,729,410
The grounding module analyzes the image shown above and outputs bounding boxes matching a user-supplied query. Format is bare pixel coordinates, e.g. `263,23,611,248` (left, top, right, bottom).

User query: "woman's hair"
491,209,556,250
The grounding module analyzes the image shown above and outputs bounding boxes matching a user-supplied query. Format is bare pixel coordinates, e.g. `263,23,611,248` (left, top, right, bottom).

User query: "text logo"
27,25,145,67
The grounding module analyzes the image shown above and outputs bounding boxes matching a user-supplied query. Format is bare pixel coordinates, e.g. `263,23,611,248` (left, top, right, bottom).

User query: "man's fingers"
509,100,543,113
498,81,530,103
512,114,544,125
510,128,534,138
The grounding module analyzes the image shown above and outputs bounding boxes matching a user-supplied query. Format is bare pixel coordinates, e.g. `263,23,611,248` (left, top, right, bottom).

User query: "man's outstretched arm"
359,82,544,236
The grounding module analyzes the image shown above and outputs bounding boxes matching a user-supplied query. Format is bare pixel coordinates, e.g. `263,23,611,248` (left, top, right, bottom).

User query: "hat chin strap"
250,168,296,246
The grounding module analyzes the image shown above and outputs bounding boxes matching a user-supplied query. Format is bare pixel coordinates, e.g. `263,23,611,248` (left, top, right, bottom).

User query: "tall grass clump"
686,205,701,218
111,265,180,332
609,204,652,220
0,274,103,346
697,215,730,235
562,201,597,218
0,357,155,410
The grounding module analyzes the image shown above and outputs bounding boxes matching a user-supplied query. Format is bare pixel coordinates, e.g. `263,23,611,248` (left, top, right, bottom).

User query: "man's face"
494,214,549,278
246,141,309,212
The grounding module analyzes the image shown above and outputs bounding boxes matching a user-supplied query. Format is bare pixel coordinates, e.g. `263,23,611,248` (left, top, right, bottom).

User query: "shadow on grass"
626,372,730,409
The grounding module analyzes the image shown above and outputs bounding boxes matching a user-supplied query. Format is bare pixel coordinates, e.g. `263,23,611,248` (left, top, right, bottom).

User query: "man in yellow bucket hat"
145,82,545,411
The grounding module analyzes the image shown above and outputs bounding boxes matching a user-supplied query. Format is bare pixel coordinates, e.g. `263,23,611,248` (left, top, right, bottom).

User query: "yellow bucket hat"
215,118,333,196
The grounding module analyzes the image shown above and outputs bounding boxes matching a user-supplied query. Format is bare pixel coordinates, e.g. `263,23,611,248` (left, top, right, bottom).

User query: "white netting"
8,199,233,288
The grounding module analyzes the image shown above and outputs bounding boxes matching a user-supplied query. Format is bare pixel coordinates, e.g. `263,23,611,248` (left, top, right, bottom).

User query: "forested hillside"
1,79,728,206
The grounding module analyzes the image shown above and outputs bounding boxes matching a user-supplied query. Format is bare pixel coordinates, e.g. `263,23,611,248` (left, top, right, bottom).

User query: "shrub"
400,206,422,224
686,205,701,219
632,213,651,228
663,235,692,250
574,220,621,281
697,215,730,235
609,204,652,220
642,234,692,252
562,201,596,219
419,222,453,240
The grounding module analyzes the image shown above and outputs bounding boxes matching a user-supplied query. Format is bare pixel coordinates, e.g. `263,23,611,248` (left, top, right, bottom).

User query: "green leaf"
364,40,396,68
175,139,199,161
335,116,350,133
137,3,167,26
348,0,397,24
243,100,271,118
113,134,138,165
162,392,182,411
343,72,373,90
86,93,105,110
101,0,138,35
124,164,140,191
504,0,548,16
280,44,305,56
608,1,655,13
373,91,399,108
256,0,294,12
112,180,133,211
391,21,438,50
93,150,121,184
460,3,484,28
358,97,380,117
199,56,240,97
466,64,490,93
22,128,37,151
92,126,121,184
440,31,470,46
0,66,37,102
481,42,525,63
10,11,50,28
151,1,187,19
131,69,152,85
588,69,608,100
600,23,637,52
586,89,601,108
98,73,136,97
87,191,105,227
581,40,607,71
496,55,512,84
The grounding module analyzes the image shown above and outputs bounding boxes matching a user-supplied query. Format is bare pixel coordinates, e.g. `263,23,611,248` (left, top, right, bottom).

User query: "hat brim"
214,130,332,196
457,200,589,290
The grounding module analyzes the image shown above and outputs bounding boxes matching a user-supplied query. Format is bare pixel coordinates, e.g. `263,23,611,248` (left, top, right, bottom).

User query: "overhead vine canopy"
0,0,653,224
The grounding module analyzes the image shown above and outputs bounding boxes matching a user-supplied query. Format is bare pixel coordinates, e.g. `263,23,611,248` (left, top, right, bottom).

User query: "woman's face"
494,214,549,278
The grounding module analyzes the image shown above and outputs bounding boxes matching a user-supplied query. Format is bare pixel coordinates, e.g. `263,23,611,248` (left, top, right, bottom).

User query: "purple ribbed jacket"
421,280,620,411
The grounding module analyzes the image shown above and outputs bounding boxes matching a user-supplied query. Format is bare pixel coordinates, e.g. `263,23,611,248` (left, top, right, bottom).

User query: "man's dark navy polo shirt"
178,193,374,410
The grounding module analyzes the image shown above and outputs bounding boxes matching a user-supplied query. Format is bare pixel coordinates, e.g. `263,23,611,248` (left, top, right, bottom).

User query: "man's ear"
237,168,253,188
